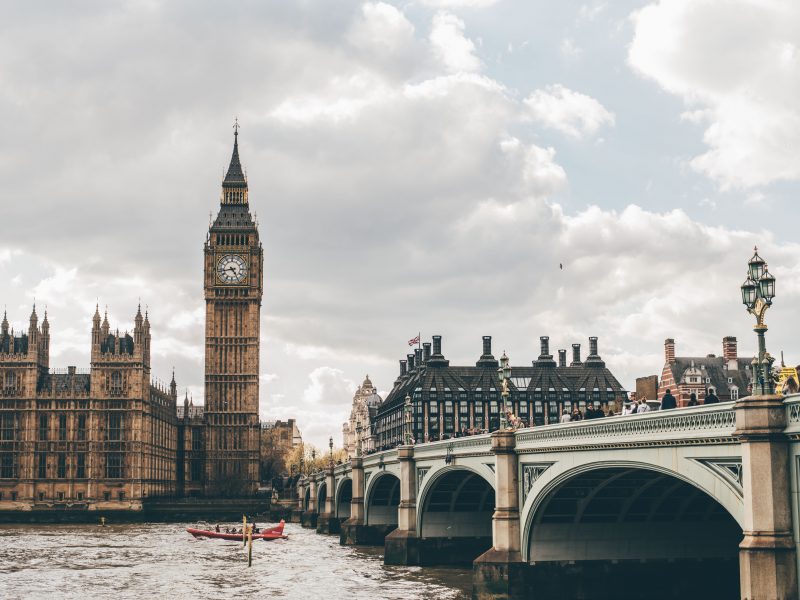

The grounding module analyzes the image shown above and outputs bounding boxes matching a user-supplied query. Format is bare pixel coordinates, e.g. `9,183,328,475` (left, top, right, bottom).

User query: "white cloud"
429,11,482,73
524,84,615,138
418,0,501,7
628,0,800,189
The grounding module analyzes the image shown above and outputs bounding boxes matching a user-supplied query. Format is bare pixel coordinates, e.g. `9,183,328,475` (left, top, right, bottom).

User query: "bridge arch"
336,477,352,519
416,465,495,565
521,462,742,597
365,472,400,527
316,481,327,514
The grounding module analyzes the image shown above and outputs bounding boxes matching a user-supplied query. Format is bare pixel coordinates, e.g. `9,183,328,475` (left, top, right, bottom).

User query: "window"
58,414,67,441
110,371,123,395
57,454,66,478
3,371,15,391
39,414,48,441
0,413,15,440
0,453,15,478
76,454,86,479
77,414,86,441
37,453,47,478
107,413,123,441
106,453,123,479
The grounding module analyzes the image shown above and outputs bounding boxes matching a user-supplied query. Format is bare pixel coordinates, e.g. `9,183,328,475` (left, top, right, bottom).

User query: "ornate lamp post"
498,351,512,430
741,247,777,395
403,394,413,445
355,420,363,457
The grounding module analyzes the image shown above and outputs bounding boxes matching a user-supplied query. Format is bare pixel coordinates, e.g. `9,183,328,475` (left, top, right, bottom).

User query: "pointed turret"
170,368,177,400
221,122,248,205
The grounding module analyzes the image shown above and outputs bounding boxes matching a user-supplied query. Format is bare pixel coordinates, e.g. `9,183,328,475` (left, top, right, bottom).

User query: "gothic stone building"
0,305,179,510
373,335,627,448
342,375,382,457
657,337,752,405
0,130,264,509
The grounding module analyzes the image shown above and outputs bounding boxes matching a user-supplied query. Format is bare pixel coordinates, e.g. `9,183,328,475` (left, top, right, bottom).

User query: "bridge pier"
290,478,304,523
317,467,340,535
384,446,420,565
301,478,318,529
340,456,370,545
736,394,798,599
473,430,529,600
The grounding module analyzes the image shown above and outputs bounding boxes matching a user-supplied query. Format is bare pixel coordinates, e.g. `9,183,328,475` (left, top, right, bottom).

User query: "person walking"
687,392,698,407
704,389,720,404
660,389,677,410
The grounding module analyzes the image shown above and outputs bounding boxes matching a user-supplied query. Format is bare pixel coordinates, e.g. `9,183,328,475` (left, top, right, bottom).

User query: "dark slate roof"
0,333,27,354
100,333,134,355
376,357,626,417
211,203,255,230
222,132,247,189
38,372,91,394
671,356,752,392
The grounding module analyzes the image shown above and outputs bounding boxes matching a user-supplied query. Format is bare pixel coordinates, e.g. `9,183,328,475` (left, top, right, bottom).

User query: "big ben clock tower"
204,125,263,496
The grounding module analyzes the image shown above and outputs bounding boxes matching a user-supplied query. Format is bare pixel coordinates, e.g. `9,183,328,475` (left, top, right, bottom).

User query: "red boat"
187,519,288,541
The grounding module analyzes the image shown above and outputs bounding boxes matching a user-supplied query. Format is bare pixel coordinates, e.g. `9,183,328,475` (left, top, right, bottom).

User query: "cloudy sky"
1,0,799,448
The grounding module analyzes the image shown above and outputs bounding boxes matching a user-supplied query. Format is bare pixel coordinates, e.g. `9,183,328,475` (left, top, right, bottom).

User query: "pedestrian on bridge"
660,389,677,410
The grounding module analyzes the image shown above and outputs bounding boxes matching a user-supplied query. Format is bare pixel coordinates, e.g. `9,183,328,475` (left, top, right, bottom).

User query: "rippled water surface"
0,522,472,600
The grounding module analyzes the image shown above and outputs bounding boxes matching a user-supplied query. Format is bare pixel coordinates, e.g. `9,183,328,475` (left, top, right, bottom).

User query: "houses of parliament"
0,129,264,511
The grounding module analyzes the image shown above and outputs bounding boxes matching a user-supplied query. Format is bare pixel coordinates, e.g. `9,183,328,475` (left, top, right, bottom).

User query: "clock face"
217,254,248,284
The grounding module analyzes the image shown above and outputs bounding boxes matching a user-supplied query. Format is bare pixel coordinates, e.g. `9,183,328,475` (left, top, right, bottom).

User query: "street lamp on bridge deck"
740,246,777,395
498,351,512,430
403,394,413,445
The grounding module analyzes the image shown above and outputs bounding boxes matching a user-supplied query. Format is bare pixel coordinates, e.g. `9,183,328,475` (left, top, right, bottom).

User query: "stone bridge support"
317,467,339,535
384,446,419,565
736,394,798,599
341,457,368,545
473,430,528,600
301,477,318,529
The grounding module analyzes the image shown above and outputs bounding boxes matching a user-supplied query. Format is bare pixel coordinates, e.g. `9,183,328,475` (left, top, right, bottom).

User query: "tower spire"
221,120,248,205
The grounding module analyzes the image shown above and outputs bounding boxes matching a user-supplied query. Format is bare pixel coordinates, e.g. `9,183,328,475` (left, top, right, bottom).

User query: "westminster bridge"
295,393,800,599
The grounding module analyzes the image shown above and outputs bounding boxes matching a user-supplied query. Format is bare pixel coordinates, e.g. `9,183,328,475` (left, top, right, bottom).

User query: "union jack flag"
408,334,420,347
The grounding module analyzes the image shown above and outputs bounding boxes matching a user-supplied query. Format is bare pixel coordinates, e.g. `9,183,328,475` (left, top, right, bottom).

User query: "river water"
0,522,472,600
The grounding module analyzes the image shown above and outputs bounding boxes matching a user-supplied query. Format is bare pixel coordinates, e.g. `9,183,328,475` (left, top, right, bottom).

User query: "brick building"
657,337,752,405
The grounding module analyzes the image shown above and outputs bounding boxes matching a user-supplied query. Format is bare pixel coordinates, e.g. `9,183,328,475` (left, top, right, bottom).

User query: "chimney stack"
665,338,676,363
723,336,737,362
432,335,442,356
423,342,432,363
571,343,582,366
558,349,567,368
399,359,407,376
540,336,551,358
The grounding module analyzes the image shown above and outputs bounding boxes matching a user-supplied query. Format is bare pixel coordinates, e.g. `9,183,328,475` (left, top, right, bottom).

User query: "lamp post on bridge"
404,394,413,445
740,246,776,395
497,351,512,430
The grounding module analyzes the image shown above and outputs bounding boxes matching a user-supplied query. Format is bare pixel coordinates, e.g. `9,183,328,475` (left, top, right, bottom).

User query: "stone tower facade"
203,129,264,496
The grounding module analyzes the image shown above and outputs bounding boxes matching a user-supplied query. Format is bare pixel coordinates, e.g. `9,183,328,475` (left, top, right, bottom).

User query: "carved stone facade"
0,305,179,510
342,376,382,457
